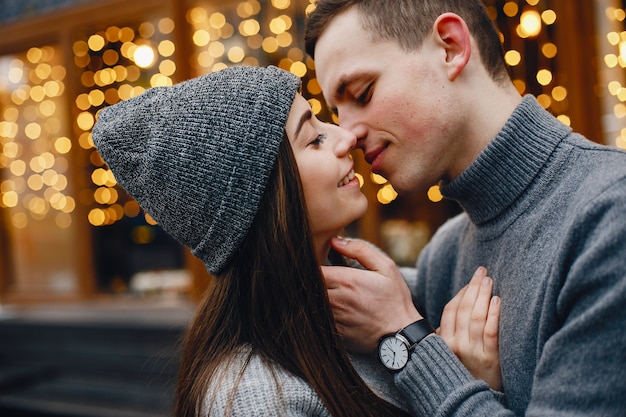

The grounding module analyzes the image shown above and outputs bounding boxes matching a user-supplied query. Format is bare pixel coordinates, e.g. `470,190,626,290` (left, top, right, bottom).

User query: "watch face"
378,336,409,370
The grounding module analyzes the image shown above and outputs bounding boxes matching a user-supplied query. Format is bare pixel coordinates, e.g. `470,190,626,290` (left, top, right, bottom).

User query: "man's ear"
432,13,471,81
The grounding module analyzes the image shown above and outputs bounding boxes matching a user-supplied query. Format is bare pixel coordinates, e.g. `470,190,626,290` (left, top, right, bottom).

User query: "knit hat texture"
92,66,301,274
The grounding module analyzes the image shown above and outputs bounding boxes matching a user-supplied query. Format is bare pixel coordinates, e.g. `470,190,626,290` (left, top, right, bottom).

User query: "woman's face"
285,94,368,252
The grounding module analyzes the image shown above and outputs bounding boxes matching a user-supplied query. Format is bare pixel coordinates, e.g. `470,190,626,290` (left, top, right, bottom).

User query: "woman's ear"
432,13,471,81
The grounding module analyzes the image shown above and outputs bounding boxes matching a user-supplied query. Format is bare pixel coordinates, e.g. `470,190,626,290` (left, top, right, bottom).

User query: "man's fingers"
329,237,396,274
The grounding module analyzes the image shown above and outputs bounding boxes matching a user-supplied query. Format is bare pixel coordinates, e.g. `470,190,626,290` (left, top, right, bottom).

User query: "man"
305,0,626,416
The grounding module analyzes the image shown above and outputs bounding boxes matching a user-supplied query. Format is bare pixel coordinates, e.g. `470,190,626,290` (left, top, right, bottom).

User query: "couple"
93,0,626,416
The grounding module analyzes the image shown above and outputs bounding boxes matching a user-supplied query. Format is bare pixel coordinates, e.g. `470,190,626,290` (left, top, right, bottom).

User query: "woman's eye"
310,133,327,146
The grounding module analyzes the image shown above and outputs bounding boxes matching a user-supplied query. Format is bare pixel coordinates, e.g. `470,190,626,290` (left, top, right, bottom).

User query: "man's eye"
357,85,372,104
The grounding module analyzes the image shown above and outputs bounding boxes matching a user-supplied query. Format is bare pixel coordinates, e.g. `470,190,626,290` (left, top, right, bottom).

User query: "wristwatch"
378,319,434,371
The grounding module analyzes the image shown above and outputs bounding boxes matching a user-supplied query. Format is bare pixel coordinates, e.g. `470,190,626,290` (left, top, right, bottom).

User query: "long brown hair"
174,138,409,417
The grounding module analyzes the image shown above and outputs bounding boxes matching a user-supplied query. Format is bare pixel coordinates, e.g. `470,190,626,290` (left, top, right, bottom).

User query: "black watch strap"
399,319,434,348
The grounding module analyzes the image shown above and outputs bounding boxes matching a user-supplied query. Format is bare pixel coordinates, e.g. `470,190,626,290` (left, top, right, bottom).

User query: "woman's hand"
438,267,502,391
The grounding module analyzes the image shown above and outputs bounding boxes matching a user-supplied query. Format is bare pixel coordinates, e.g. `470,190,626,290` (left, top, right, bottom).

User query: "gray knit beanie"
92,66,301,275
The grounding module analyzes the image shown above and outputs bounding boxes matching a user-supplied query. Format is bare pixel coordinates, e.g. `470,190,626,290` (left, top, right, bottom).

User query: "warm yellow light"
159,60,176,76
39,100,56,117
159,18,175,34
209,12,226,29
556,115,571,126
158,40,176,57
541,42,557,58
503,2,518,18
276,32,293,47
620,41,626,62
272,0,291,10
290,61,307,77
88,34,106,52
208,42,225,58
88,89,105,107
307,78,322,95
27,174,44,190
26,47,43,63
30,86,46,102
77,111,95,131
105,26,120,42
537,94,551,109
427,185,443,203
541,9,557,25
237,2,255,18
150,74,172,87
119,27,135,43
73,40,89,57
193,30,210,47
25,123,42,139
536,69,553,86
551,86,567,101
247,34,263,49
308,98,322,115
10,160,26,176
133,45,156,68
605,53,619,68
0,120,18,138
187,7,207,25
262,37,278,53
11,212,27,228
145,212,158,225
504,50,521,66
227,46,245,63
3,142,19,158
2,190,19,207
124,200,141,217
240,19,260,36
139,22,155,39
519,8,542,38
54,137,72,154
89,208,106,226
615,103,626,118
377,184,398,204
608,31,620,46
102,49,119,66
371,173,387,184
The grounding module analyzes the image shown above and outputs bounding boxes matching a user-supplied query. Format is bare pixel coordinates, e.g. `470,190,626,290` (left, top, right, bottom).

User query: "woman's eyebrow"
295,109,312,139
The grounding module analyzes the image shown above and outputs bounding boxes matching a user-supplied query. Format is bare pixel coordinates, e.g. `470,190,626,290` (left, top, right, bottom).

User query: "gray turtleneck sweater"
398,95,626,416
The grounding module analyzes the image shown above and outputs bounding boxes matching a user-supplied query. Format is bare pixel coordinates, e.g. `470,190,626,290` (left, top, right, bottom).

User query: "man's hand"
322,237,421,353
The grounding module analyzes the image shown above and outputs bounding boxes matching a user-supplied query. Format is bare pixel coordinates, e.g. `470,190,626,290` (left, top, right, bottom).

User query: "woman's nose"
333,125,358,156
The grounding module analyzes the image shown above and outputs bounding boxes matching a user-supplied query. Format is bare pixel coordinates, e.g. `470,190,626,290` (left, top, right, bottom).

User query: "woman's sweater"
200,345,412,416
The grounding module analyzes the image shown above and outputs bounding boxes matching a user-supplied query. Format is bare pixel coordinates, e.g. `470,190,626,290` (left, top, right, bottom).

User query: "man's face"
313,7,462,194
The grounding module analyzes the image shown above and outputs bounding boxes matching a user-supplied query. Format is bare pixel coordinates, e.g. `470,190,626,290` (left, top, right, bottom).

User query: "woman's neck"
314,234,333,265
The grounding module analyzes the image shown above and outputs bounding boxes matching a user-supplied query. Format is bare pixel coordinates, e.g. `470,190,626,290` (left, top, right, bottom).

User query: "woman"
92,66,500,417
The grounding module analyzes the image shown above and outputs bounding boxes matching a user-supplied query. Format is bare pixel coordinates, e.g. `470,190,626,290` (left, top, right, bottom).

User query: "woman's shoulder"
202,346,330,416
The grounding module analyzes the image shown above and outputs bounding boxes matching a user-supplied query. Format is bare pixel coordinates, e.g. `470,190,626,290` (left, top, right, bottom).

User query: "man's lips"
365,146,386,172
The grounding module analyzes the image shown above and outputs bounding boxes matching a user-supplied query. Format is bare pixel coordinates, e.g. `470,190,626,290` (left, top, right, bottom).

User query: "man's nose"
337,108,367,147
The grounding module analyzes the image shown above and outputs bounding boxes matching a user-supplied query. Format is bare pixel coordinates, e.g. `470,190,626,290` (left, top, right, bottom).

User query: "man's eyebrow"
295,109,312,139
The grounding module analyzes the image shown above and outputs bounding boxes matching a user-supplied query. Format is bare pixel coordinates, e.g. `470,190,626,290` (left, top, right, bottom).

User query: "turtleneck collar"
440,95,572,225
